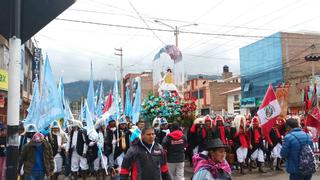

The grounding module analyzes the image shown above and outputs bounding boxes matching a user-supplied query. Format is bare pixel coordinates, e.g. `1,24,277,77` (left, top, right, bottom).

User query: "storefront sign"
240,97,256,108
0,69,8,91
32,48,41,81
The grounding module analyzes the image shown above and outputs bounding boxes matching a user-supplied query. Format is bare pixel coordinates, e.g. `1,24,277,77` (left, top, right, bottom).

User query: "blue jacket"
280,128,313,174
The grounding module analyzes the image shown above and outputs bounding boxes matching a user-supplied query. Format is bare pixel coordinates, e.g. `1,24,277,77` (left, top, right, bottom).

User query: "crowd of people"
0,113,318,180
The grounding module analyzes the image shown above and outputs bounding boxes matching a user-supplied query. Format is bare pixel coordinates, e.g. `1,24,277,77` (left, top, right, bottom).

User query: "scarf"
218,126,226,145
239,133,248,148
193,153,231,178
254,128,261,144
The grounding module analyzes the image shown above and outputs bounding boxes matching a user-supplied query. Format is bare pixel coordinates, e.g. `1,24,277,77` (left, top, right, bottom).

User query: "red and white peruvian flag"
257,84,281,143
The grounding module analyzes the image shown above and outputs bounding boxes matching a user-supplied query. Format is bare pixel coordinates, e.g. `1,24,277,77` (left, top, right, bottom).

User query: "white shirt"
71,130,78,148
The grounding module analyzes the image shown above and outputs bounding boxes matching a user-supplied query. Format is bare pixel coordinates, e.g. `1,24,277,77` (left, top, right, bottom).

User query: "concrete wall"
281,32,320,109
209,82,240,112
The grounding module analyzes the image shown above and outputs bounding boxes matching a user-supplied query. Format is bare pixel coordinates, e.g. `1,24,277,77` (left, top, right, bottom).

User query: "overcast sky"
35,0,320,83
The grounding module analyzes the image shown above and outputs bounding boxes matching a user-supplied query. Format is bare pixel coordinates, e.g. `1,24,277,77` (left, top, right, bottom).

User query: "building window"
192,90,203,99
244,83,250,92
234,95,239,101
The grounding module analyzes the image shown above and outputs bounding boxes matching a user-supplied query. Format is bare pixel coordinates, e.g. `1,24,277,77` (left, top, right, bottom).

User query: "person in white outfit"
47,120,68,180
66,120,89,180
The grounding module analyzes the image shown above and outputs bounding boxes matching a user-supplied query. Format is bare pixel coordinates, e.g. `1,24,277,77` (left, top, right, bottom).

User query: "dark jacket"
248,127,264,152
213,126,230,144
156,129,168,145
280,128,313,174
106,127,116,156
69,129,89,156
230,127,248,150
114,128,131,161
119,140,171,180
162,130,187,163
269,127,282,146
19,140,54,175
48,132,67,157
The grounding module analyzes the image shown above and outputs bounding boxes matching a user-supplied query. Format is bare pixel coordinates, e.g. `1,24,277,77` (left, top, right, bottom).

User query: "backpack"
291,133,317,175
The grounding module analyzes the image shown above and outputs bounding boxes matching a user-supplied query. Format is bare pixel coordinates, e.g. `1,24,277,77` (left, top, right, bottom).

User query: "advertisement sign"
240,97,256,108
32,48,41,81
0,69,8,91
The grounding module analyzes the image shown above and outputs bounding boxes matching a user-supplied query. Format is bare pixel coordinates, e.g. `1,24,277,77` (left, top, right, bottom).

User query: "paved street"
54,163,320,180
184,163,320,180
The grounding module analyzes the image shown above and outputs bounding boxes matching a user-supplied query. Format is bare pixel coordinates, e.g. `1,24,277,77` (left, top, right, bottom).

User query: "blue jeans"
25,171,45,180
290,173,312,180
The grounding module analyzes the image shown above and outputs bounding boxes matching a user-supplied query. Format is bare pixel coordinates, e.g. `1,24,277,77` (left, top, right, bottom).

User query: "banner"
132,77,141,124
23,79,40,126
37,56,64,131
124,85,132,118
275,85,289,118
87,61,95,120
0,69,8,91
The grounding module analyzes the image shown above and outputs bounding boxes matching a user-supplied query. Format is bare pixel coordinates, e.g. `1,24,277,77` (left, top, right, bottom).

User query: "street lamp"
305,44,320,84
154,20,198,48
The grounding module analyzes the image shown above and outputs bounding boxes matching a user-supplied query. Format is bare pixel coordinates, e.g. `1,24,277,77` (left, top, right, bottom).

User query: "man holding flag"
257,84,281,149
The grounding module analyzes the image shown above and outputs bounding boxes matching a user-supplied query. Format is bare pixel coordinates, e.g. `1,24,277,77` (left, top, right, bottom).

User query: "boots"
269,157,274,170
258,162,267,173
50,173,59,180
71,172,78,180
95,171,101,180
276,158,283,171
100,170,106,180
240,163,246,175
249,160,257,171
81,170,88,180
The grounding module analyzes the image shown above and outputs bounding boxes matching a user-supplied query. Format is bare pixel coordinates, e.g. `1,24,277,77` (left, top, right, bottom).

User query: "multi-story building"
240,32,320,115
0,34,43,123
123,71,153,103
184,66,240,115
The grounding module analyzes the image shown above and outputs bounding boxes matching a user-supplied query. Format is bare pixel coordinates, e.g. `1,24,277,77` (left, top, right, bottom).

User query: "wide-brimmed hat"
69,119,83,128
25,124,38,133
160,118,168,125
205,138,228,150
51,120,60,129
119,116,127,125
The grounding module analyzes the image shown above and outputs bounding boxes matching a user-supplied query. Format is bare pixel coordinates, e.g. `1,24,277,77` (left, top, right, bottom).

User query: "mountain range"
64,80,114,102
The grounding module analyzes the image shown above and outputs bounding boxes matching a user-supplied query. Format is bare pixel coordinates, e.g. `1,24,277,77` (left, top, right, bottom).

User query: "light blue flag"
58,77,65,109
124,85,132,118
87,61,95,120
132,77,141,124
95,82,104,117
112,72,120,119
80,97,86,121
130,128,141,143
84,100,98,140
63,99,74,129
37,56,64,131
24,79,40,126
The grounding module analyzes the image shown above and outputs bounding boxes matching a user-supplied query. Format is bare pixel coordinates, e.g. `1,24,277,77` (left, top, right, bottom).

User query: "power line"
126,0,165,44
55,18,320,40
186,0,308,61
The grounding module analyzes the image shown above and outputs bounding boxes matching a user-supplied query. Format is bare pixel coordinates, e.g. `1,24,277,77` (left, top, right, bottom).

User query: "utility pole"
174,26,179,47
154,20,197,94
6,1,21,179
115,48,123,102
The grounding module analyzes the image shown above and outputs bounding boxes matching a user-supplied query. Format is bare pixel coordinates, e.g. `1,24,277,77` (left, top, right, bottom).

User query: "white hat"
69,119,83,128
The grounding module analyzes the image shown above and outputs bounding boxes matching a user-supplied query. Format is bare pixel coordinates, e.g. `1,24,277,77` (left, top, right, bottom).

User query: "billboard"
0,69,8,91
